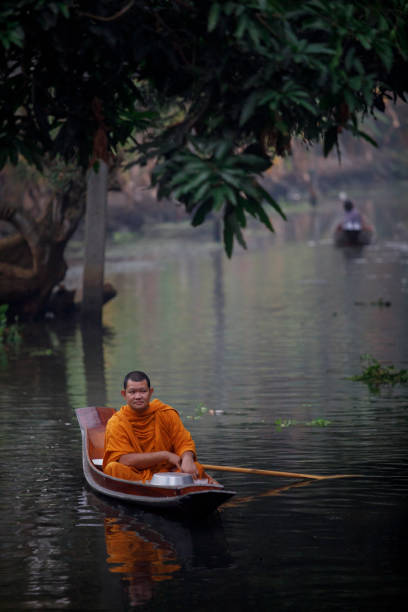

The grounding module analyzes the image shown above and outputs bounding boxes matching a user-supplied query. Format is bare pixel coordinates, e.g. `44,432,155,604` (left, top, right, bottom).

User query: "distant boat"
334,224,373,247
76,406,236,517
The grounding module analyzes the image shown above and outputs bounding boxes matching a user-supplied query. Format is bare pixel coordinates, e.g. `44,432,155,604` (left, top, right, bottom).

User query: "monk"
103,370,206,482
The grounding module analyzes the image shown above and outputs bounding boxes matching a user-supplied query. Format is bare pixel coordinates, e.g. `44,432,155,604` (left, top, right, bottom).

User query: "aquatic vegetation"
305,418,332,427
372,298,392,307
274,418,331,430
192,404,225,419
0,305,21,346
354,298,391,307
274,418,297,429
112,231,138,244
182,403,210,420
351,354,408,391
28,349,54,357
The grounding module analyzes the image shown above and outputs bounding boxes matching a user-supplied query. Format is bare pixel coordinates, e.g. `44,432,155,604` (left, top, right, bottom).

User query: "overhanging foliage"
1,0,408,254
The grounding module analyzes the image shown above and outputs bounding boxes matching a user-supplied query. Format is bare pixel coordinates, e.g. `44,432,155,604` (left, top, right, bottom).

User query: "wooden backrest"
87,426,106,460
76,406,116,461
77,406,115,429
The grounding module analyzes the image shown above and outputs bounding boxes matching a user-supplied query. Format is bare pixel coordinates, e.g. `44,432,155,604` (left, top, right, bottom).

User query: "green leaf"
353,57,364,75
239,153,270,172
353,130,378,148
170,167,210,188
7,27,24,47
223,215,234,258
356,33,372,50
349,75,362,90
208,3,220,32
260,188,287,220
323,126,338,157
343,88,357,111
345,47,355,71
240,92,259,126
172,171,211,197
225,208,247,251
376,42,393,72
235,222,247,249
305,43,334,55
219,171,242,189
212,186,227,211
191,180,212,203
296,98,317,114
191,199,213,226
223,184,238,206
234,224,247,249
302,18,326,32
248,21,261,48
234,200,246,227
235,14,249,39
252,200,274,232
58,3,70,18
214,140,232,160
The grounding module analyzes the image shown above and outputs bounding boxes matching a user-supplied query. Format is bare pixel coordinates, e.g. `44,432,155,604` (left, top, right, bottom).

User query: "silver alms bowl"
150,472,194,487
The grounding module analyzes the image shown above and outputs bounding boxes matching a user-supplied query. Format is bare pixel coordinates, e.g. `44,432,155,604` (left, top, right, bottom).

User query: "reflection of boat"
76,406,235,516
78,487,232,608
104,515,180,607
334,225,373,247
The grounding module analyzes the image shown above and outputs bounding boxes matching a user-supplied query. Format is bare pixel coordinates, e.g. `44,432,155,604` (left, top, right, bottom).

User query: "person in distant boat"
103,370,206,483
341,199,363,231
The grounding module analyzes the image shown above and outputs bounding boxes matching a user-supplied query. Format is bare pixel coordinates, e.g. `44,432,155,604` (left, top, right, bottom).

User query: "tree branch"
78,0,135,22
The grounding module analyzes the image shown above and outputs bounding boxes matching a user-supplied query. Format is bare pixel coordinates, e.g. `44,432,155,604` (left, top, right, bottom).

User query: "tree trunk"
0,172,86,320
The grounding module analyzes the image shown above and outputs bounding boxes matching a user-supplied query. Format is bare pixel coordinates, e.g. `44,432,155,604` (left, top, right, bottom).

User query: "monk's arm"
180,451,199,477
118,450,181,469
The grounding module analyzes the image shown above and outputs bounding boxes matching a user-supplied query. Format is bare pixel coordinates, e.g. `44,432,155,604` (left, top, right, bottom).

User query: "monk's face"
121,379,154,413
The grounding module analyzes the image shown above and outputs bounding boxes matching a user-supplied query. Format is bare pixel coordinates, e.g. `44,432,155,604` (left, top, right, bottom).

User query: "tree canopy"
1,0,408,254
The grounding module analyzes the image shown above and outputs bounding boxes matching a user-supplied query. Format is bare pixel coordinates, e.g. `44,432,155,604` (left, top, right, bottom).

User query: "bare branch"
78,0,134,22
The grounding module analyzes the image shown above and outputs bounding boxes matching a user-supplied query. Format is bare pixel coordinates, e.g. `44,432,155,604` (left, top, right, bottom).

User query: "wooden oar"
201,463,360,480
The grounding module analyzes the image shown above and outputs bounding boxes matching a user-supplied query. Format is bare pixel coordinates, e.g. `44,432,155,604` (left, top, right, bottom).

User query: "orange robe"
103,400,204,482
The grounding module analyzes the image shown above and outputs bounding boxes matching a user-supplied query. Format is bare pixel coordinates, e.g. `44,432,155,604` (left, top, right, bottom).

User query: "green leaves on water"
275,417,331,430
0,304,21,346
354,298,391,307
28,348,54,357
350,354,408,392
0,304,21,366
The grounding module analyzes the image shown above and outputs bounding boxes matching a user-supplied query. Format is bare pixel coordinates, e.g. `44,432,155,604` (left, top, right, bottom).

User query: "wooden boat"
76,406,236,516
334,225,373,247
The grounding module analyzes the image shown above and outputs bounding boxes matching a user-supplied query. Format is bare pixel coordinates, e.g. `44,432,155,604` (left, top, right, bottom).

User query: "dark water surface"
1,191,408,611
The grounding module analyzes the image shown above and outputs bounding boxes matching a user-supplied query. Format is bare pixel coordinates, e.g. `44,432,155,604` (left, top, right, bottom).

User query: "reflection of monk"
103,370,208,482
105,518,180,607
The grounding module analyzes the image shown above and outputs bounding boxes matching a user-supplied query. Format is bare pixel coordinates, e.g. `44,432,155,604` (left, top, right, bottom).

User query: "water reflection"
212,250,228,409
105,517,181,607
223,478,316,509
80,321,110,407
337,244,368,261
82,492,233,609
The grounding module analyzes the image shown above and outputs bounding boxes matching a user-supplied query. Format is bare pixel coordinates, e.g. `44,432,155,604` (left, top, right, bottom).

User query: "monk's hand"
165,451,182,471
180,452,199,479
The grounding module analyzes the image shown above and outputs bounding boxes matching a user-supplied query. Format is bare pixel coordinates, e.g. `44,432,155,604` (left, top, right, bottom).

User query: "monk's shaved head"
123,371,151,390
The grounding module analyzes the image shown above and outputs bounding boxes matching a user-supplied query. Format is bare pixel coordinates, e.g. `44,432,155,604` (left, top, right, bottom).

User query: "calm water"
1,189,408,611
